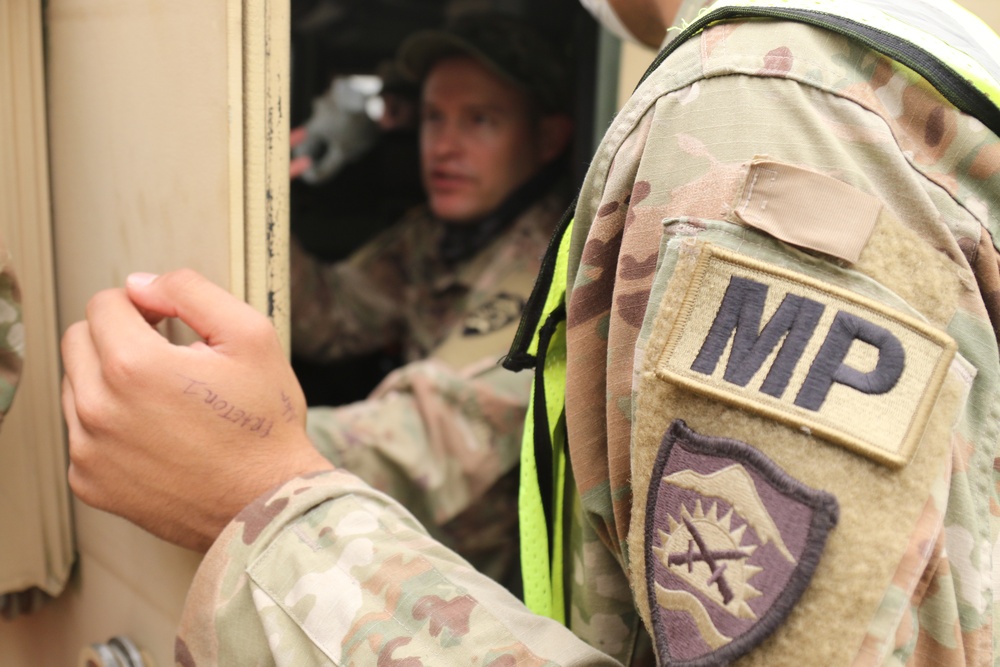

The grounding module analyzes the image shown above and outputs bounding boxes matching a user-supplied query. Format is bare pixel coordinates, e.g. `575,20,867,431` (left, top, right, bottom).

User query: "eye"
472,112,495,126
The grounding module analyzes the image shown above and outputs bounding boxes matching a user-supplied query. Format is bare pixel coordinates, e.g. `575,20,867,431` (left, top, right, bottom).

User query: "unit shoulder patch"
656,246,956,468
645,420,839,666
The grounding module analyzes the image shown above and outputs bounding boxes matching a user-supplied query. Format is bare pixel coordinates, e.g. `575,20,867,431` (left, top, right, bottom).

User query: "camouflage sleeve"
175,470,621,666
0,254,23,425
305,357,529,527
561,18,1000,666
289,228,409,362
304,355,530,586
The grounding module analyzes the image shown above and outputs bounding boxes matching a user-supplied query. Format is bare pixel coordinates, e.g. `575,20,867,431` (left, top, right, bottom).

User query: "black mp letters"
691,276,905,410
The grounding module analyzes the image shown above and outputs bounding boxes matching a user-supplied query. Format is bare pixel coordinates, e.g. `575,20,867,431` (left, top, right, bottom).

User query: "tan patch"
628,240,963,666
655,246,956,468
734,160,881,263
855,208,965,329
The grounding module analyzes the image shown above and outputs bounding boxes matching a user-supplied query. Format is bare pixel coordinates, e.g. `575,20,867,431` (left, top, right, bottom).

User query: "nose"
425,119,461,161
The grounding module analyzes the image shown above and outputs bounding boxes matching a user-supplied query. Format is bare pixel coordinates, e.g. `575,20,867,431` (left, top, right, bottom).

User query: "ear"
538,114,574,163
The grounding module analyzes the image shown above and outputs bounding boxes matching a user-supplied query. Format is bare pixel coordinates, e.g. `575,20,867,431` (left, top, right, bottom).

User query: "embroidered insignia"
646,420,838,666
656,245,956,468
462,292,525,336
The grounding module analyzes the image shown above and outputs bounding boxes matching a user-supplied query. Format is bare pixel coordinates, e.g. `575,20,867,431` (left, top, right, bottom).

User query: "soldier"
61,0,1000,664
290,15,574,586
289,15,573,366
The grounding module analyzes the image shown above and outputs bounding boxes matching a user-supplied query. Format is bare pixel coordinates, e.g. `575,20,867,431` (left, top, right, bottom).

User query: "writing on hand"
280,390,298,424
179,375,275,438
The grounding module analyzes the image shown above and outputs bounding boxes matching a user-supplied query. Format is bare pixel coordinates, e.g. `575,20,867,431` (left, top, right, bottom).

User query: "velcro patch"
656,246,956,468
645,420,839,666
734,160,881,263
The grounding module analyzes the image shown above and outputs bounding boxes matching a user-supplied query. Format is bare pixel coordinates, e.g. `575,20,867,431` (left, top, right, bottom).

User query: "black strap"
503,202,576,372
530,303,566,544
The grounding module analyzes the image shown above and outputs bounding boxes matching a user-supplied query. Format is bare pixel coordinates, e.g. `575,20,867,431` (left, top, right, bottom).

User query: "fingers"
60,320,102,397
60,374,83,440
83,287,166,362
125,269,271,351
289,125,308,149
126,273,169,326
290,155,312,179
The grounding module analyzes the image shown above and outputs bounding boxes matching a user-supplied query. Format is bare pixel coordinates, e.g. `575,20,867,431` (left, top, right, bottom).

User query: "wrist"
191,442,335,552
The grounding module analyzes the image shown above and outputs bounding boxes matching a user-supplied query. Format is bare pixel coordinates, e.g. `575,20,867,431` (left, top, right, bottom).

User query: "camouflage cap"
376,59,420,99
397,14,571,114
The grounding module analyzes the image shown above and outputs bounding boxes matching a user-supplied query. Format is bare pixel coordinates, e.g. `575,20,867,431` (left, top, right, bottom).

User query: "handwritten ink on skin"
280,390,298,424
180,376,274,438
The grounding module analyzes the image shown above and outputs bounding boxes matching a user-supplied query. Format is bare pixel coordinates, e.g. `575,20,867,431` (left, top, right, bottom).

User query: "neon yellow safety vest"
502,0,1000,622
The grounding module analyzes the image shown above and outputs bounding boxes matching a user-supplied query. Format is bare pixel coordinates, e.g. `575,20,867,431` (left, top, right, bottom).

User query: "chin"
430,198,483,224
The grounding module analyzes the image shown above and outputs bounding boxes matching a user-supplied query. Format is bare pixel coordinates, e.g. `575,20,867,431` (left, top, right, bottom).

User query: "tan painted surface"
960,0,1000,31
617,40,658,110
0,0,74,609
243,0,292,351
0,0,236,662
45,0,239,317
0,0,291,664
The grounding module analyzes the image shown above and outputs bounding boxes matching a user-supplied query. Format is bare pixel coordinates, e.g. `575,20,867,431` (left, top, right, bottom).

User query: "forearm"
178,470,619,666
305,357,530,526
289,236,403,361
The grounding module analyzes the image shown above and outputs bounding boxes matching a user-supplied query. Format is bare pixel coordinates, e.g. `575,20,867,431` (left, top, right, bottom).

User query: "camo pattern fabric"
299,192,564,589
0,250,26,619
176,4,1000,664
0,253,21,420
563,5,1000,666
289,193,565,364
305,360,530,589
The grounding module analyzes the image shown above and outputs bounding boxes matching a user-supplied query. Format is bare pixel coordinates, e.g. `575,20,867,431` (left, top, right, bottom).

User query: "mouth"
428,170,474,192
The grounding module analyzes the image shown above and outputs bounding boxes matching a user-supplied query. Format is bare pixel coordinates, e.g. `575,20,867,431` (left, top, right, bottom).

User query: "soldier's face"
420,57,545,223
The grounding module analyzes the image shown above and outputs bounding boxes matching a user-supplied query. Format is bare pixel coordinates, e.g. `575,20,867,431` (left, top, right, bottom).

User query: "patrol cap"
376,59,420,100
397,14,571,114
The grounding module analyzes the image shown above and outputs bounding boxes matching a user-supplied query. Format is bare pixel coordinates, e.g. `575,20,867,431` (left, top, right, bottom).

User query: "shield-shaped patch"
645,420,839,666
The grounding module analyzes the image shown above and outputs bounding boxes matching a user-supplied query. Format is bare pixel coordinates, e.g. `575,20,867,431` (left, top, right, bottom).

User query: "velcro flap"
735,160,881,263
656,245,956,468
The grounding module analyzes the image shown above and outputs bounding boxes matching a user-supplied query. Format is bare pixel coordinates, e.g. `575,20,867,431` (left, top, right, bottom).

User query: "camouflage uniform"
176,2,1000,665
0,253,28,619
291,194,564,365
0,256,21,417
293,192,566,585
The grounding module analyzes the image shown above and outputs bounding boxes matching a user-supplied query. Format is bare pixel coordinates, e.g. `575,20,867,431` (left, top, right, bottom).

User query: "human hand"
289,126,312,179
61,269,334,552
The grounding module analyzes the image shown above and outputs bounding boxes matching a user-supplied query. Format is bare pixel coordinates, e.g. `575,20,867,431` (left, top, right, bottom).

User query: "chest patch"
462,292,525,336
656,246,956,468
646,420,839,666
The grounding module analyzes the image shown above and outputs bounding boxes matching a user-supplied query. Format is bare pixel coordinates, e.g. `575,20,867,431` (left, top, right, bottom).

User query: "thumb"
126,269,271,350
289,125,308,149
